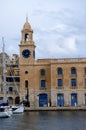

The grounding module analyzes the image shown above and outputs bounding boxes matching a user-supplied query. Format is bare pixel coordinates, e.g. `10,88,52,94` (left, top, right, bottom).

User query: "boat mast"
2,37,7,103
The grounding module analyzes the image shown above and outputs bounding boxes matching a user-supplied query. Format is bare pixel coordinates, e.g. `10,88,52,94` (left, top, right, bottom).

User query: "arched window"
71,67,76,74
25,80,28,88
40,69,46,76
57,68,62,75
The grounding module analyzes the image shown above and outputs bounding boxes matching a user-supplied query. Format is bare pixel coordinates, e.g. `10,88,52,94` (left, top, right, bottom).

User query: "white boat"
0,38,24,116
0,108,11,118
12,104,24,114
9,64,25,114
0,107,12,118
0,38,12,118
9,76,25,113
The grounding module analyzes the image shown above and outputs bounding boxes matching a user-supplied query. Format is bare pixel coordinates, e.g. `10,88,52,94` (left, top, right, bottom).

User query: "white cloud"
63,37,77,52
0,0,86,59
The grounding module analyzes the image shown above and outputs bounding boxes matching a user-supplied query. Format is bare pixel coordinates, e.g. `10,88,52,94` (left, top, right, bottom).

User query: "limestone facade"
0,52,20,104
19,19,86,108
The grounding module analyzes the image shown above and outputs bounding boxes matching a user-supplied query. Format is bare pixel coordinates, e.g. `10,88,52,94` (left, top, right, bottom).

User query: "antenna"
26,13,28,22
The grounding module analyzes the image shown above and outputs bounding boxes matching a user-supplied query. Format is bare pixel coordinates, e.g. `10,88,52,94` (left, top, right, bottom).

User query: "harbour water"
0,111,86,130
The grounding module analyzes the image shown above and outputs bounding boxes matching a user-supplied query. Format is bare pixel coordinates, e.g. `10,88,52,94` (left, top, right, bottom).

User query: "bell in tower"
25,33,29,41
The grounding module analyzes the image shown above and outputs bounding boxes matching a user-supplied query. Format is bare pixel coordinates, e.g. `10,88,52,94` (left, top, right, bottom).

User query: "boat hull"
12,105,24,114
0,108,12,118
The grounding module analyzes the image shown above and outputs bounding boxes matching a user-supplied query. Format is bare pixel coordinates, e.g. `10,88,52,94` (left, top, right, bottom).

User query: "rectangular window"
6,77,20,82
71,78,76,87
57,79,63,87
6,77,13,82
41,80,46,88
9,87,13,92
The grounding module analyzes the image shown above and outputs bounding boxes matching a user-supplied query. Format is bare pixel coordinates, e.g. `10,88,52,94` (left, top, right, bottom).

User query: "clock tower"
19,17,36,65
19,18,36,106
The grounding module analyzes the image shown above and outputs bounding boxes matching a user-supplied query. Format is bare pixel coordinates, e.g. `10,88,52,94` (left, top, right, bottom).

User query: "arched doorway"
0,97,3,100
39,94,48,107
8,97,13,104
15,96,20,104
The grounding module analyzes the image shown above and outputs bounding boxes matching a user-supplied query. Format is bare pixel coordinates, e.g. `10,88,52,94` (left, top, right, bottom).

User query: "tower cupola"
23,17,32,31
21,17,33,43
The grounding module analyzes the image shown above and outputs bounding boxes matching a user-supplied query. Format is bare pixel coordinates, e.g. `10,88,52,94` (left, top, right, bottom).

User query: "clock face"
22,49,31,58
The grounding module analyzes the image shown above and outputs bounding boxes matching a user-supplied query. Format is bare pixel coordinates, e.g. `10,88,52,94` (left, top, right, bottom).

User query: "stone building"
19,19,86,108
0,53,10,75
0,52,20,104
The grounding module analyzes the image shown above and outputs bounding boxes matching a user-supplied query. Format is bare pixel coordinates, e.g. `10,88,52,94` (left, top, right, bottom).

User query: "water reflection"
0,111,86,130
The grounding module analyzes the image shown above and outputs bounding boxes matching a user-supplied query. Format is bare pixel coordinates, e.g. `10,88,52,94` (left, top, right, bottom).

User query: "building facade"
19,19,86,108
0,53,20,104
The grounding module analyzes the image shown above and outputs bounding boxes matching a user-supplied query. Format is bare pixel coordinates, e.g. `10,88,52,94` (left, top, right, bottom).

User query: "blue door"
71,93,77,106
39,94,48,107
57,94,64,106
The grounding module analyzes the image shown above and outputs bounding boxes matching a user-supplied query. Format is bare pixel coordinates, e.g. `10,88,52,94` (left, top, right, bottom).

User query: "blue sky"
0,0,86,59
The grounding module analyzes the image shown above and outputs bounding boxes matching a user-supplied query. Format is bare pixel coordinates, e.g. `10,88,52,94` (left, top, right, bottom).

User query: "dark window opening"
58,79,63,87
25,80,28,88
6,77,20,82
33,51,35,59
84,68,86,74
9,87,13,92
57,68,62,75
25,33,29,41
85,78,86,87
25,71,28,74
71,78,77,87
40,69,46,76
71,68,76,74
